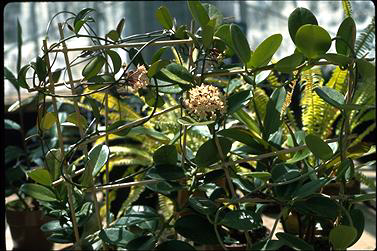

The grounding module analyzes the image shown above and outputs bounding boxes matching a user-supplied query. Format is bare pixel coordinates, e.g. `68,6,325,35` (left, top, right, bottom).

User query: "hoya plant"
6,1,375,250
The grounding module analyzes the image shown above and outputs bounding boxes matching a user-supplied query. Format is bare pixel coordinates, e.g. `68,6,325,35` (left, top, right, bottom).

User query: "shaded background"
3,1,375,106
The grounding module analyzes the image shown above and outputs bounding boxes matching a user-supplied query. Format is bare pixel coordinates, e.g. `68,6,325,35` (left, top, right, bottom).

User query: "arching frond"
117,174,146,218
342,0,352,17
355,16,375,58
249,87,269,121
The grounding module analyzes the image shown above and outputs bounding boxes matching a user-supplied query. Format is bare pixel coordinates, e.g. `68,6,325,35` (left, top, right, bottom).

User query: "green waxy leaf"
126,235,156,251
336,17,356,56
90,144,110,177
35,56,48,82
148,59,169,78
99,227,138,248
106,49,122,74
74,8,95,34
248,34,282,68
107,30,119,41
115,205,160,231
153,145,177,165
116,18,126,35
322,53,352,66
292,178,327,199
274,53,304,73
305,134,333,160
45,149,63,181
314,86,344,109
329,225,357,250
202,19,216,49
175,214,220,244
40,112,57,130
148,164,185,181
82,56,106,80
203,3,223,28
4,67,19,91
295,24,332,59
288,7,318,44
20,183,58,202
227,90,251,114
242,172,272,180
357,58,376,83
188,196,218,215
187,1,209,28
217,127,264,154
195,137,233,167
17,65,31,89
107,120,131,136
5,119,21,130
87,74,115,90
155,6,173,29
276,232,314,250
160,63,193,86
263,87,286,138
220,210,262,230
66,113,87,129
151,46,169,64
342,208,364,246
230,24,251,64
177,116,215,126
293,194,338,220
144,89,165,108
27,168,52,186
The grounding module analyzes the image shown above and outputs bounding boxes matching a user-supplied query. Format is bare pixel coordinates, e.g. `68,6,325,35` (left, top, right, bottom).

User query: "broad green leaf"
293,194,338,220
148,59,169,78
17,65,31,89
4,119,21,130
174,214,220,244
177,116,214,126
116,18,126,35
151,46,169,64
202,19,216,49
227,90,251,114
292,178,327,199
82,56,106,80
45,148,63,181
35,56,48,82
155,6,173,29
357,58,376,83
20,183,58,202
160,63,193,86
288,7,318,44
336,158,353,181
47,233,73,244
188,196,218,215
305,134,333,160
187,1,209,28
242,172,272,180
5,145,24,164
214,24,232,53
276,232,314,250
129,126,170,143
87,74,115,90
220,210,262,230
286,149,311,164
99,227,138,248
144,89,165,108
27,168,52,186
115,205,160,231
230,24,251,64
314,86,345,109
233,109,261,138
202,3,223,27
248,34,282,68
41,220,71,233
342,208,364,246
153,145,177,165
90,144,110,177
66,113,87,129
263,87,286,138
4,67,19,90
217,128,264,154
40,112,57,130
147,164,185,180
74,8,95,34
86,97,101,123
107,120,131,136
156,240,196,251
129,48,146,67
336,17,356,56
195,137,233,166
274,53,304,73
295,24,332,59
106,30,119,41
329,225,357,250
322,53,352,66
106,49,122,74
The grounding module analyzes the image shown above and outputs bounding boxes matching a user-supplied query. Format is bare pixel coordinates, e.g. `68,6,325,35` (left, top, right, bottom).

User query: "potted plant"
7,1,375,250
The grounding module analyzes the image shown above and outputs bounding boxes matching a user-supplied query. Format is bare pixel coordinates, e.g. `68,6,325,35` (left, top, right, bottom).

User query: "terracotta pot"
6,208,53,250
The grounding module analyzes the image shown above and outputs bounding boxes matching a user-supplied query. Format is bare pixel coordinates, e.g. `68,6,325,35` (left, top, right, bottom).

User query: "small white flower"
127,64,149,91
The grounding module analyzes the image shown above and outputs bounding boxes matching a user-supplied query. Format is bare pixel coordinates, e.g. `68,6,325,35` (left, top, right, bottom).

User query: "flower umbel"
184,84,227,121
127,64,149,91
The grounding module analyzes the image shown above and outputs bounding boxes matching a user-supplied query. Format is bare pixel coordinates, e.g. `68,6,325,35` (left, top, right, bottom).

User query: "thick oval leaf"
329,225,357,250
276,232,314,250
288,7,318,44
155,6,173,29
203,3,223,27
116,18,126,35
292,178,327,199
5,119,21,130
295,24,332,59
293,194,338,220
27,168,52,186
195,137,233,167
177,116,215,126
40,112,57,130
188,196,218,215
107,120,131,136
145,180,184,194
151,46,169,64
99,227,138,248
187,1,209,28
217,128,264,154
147,164,185,180
144,89,165,108
357,58,376,83
87,74,115,90
305,134,333,160
336,17,356,56
156,240,196,251
82,56,106,80
227,90,251,114
230,24,251,64
322,53,352,66
106,50,122,74
342,208,365,246
160,63,193,86
248,34,282,68
20,183,57,202
220,210,262,230
41,220,71,233
45,149,63,181
153,145,177,165
66,113,88,129
202,19,216,49
90,144,110,177
74,8,95,34
263,87,286,138
174,214,220,244
274,53,304,73
214,24,232,53
107,30,120,42
148,59,170,78
36,56,48,82
115,205,160,231
4,67,19,90
314,86,345,109
17,65,31,89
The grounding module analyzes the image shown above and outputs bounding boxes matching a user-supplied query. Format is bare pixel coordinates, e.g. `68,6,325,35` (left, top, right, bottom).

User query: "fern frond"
102,156,150,174
267,71,281,87
355,16,375,58
342,0,352,17
158,194,174,221
117,174,146,218
109,145,153,162
355,170,376,190
349,122,376,148
300,68,326,136
249,87,269,121
280,79,297,120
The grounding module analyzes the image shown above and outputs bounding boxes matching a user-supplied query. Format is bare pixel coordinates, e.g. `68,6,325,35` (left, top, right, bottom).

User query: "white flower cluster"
184,84,227,120
127,64,149,91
